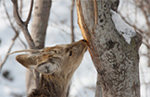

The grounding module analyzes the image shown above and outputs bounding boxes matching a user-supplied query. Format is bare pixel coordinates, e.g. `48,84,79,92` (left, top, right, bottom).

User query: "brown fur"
14,39,87,97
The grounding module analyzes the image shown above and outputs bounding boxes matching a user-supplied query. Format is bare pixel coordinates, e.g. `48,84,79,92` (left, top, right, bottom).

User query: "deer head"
11,39,88,97
14,39,87,78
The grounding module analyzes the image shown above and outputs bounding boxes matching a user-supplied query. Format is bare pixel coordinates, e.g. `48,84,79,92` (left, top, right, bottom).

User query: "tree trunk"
26,0,52,94
76,0,141,97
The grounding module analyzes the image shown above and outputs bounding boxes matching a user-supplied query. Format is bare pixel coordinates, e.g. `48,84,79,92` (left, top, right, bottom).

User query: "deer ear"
16,54,36,69
36,58,60,75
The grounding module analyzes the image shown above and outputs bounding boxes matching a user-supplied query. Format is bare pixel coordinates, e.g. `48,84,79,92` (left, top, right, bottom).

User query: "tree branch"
11,0,35,49
25,0,34,25
3,0,18,35
0,34,18,72
18,37,27,49
118,11,145,34
0,0,20,71
26,0,52,93
71,0,75,43
11,0,23,26
3,0,27,49
0,0,28,71
19,0,23,17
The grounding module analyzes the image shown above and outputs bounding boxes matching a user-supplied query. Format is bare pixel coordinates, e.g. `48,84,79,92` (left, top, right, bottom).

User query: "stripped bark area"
76,0,141,97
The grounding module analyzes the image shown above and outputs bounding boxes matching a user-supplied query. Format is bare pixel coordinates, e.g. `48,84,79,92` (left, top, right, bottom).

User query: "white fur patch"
36,62,58,74
28,65,36,69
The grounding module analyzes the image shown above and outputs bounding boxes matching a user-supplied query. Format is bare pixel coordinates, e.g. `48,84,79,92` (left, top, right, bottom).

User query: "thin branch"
118,11,145,34
25,0,34,25
3,0,27,49
0,0,28,71
3,1,27,48
0,34,18,72
140,1,150,33
11,0,41,90
3,0,18,35
19,0,23,17
11,0,23,26
18,37,27,49
11,0,35,49
71,0,75,43
50,23,70,35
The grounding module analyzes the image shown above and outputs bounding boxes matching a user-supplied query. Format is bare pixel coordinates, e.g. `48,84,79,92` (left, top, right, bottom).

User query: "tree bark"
76,0,141,97
26,0,52,94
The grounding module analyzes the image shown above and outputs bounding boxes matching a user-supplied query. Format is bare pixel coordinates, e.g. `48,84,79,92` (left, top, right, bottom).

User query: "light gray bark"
76,0,141,97
26,0,52,94
31,0,51,48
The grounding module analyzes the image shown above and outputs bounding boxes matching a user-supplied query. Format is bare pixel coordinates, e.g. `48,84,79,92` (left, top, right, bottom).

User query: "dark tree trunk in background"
76,0,141,97
26,0,52,94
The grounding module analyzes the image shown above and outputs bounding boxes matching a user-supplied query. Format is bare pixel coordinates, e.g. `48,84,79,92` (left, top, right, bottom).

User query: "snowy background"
0,0,149,97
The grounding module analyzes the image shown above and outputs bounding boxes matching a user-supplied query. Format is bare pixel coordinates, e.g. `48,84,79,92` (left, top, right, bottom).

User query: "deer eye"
53,50,57,53
69,51,72,56
50,50,56,54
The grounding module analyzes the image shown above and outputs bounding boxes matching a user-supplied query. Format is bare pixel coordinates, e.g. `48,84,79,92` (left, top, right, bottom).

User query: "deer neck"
28,74,69,97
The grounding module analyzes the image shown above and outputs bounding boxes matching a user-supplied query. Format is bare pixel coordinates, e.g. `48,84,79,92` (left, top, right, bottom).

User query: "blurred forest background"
0,0,150,97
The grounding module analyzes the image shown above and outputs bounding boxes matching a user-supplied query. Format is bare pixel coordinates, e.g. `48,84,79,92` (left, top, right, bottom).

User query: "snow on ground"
0,0,150,97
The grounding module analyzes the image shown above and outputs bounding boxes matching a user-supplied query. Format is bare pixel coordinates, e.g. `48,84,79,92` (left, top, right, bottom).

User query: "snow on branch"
112,10,136,44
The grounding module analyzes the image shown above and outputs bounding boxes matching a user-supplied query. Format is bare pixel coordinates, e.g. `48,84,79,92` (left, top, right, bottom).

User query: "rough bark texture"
26,0,52,94
76,0,141,97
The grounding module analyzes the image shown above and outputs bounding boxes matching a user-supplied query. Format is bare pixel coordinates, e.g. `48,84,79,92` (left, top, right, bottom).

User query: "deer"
11,39,88,97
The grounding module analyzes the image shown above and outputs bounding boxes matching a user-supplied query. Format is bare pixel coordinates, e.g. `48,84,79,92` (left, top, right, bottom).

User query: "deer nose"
82,39,87,43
